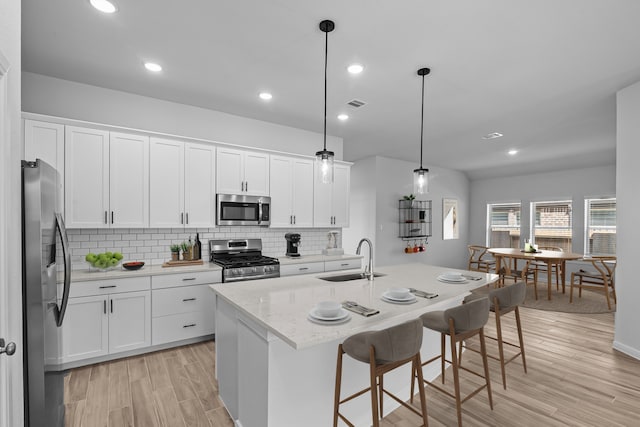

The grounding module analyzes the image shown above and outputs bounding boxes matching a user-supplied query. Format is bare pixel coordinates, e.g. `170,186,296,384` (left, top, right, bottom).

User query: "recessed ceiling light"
90,0,118,13
144,62,162,72
482,132,504,140
337,114,349,121
508,149,518,155
347,64,364,74
259,92,273,101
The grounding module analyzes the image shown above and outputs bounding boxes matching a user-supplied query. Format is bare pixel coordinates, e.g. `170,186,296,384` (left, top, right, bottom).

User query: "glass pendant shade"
413,167,429,194
316,149,335,184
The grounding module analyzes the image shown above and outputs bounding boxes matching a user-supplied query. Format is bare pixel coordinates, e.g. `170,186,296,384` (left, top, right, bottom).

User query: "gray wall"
1,0,25,423
343,156,470,270
614,80,640,359
469,165,616,254
22,72,343,159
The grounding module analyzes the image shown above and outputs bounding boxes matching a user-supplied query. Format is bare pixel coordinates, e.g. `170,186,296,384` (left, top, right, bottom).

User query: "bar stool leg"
515,306,527,373
414,353,430,427
333,345,344,427
449,331,463,427
479,328,494,410
494,306,507,390
440,333,446,384
369,348,380,427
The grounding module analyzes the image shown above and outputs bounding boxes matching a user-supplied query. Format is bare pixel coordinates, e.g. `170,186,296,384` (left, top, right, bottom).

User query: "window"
585,198,616,255
487,203,521,248
530,200,572,251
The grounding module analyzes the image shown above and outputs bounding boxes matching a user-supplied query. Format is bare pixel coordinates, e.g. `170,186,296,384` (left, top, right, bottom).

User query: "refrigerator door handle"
55,213,71,327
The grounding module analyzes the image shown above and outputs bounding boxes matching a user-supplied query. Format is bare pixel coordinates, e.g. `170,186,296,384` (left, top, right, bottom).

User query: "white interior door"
1,50,22,427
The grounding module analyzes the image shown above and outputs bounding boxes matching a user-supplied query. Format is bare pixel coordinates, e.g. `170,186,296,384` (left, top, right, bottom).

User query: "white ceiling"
21,0,640,179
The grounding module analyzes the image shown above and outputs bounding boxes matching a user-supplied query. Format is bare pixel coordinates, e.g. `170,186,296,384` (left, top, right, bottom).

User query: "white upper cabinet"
184,142,216,227
65,126,149,228
270,155,314,227
24,119,65,215
150,138,215,228
216,147,269,196
65,126,110,228
109,132,149,228
313,163,350,227
149,137,184,227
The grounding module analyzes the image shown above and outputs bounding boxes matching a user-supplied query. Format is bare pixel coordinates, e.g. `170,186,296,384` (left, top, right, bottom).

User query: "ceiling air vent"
347,99,366,108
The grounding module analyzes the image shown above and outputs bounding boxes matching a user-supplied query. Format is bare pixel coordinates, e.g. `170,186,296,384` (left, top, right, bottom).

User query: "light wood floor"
65,307,640,426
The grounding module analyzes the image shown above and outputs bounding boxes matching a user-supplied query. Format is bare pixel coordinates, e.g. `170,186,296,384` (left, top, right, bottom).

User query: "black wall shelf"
398,199,432,240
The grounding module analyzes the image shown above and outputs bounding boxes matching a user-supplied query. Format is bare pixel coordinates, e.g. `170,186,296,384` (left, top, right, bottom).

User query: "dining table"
488,247,584,300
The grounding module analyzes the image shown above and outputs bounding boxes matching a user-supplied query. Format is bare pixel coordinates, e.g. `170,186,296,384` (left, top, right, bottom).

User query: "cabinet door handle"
111,211,114,224
104,211,108,224
293,215,296,224
99,285,117,289
183,324,196,328
182,277,196,281
182,297,197,302
245,182,248,192
181,213,184,224
186,212,189,224
103,300,106,314
110,299,113,313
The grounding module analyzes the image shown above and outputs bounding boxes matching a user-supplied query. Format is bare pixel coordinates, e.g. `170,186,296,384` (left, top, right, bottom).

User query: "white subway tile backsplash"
66,227,343,270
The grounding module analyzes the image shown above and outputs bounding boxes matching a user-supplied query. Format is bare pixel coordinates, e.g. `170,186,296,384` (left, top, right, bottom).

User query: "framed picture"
443,198,459,240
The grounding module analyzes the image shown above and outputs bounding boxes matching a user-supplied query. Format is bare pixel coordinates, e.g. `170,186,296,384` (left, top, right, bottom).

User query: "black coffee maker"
285,233,301,257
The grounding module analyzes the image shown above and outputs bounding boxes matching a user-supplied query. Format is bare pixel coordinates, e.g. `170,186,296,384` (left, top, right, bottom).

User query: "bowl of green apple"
85,251,123,271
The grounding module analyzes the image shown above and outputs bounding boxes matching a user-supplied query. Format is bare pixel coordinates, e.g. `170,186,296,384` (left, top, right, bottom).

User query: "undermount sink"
318,272,386,282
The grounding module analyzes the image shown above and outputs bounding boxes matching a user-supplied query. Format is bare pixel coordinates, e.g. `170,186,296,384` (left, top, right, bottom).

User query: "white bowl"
386,287,411,299
315,301,342,318
441,272,463,280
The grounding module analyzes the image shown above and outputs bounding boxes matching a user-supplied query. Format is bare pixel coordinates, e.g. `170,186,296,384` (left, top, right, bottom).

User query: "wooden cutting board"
162,259,204,268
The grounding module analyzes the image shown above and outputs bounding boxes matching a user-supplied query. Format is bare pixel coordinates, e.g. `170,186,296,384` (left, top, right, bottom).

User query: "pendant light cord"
323,28,328,151
419,73,425,169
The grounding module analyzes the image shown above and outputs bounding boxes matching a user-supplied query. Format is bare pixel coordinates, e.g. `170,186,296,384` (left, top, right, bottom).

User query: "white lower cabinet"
152,284,215,345
60,277,151,364
280,262,324,277
151,270,220,346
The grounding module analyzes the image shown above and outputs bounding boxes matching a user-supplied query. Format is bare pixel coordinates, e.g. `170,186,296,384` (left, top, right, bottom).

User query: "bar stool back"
412,297,492,427
333,318,429,427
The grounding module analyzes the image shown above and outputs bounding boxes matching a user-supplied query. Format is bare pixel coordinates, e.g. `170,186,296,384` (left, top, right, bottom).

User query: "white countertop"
66,254,361,282
210,263,498,350
67,262,223,282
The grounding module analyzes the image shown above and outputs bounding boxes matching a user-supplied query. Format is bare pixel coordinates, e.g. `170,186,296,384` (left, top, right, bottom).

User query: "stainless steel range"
210,239,280,283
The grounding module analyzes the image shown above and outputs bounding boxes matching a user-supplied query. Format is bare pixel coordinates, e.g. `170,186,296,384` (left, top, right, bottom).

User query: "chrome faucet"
356,238,374,280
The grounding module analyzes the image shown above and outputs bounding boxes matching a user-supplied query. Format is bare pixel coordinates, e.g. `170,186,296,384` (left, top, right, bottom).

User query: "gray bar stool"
464,281,527,389
411,297,492,427
333,318,429,427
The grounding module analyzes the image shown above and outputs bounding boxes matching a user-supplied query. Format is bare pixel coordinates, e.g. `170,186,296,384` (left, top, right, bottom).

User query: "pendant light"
316,19,335,184
413,67,431,194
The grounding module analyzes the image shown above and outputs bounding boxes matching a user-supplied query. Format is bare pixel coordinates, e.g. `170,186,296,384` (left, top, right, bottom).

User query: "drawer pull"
99,285,117,289
182,298,197,302
299,267,309,271
340,263,350,267
182,277,196,281
183,323,196,328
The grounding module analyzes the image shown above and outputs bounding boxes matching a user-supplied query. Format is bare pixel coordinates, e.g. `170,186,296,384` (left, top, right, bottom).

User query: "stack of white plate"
307,306,351,325
381,290,417,304
437,271,468,284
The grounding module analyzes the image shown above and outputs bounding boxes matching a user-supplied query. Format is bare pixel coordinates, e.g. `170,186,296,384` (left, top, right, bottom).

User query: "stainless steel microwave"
216,194,271,226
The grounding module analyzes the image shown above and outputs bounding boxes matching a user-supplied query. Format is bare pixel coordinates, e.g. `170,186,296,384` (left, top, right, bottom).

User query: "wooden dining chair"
570,256,617,310
467,245,496,273
530,246,564,292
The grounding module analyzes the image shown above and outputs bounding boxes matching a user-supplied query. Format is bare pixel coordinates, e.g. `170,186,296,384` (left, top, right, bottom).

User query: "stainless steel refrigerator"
21,159,70,427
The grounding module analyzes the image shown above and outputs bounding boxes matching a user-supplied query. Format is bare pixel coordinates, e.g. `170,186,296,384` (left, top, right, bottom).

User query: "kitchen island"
210,263,498,427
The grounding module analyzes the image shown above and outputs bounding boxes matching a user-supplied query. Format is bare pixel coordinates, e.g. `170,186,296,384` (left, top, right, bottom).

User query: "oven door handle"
258,201,263,225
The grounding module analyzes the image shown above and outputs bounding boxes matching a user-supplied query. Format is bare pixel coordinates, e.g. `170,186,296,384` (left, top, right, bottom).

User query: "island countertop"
210,263,498,350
